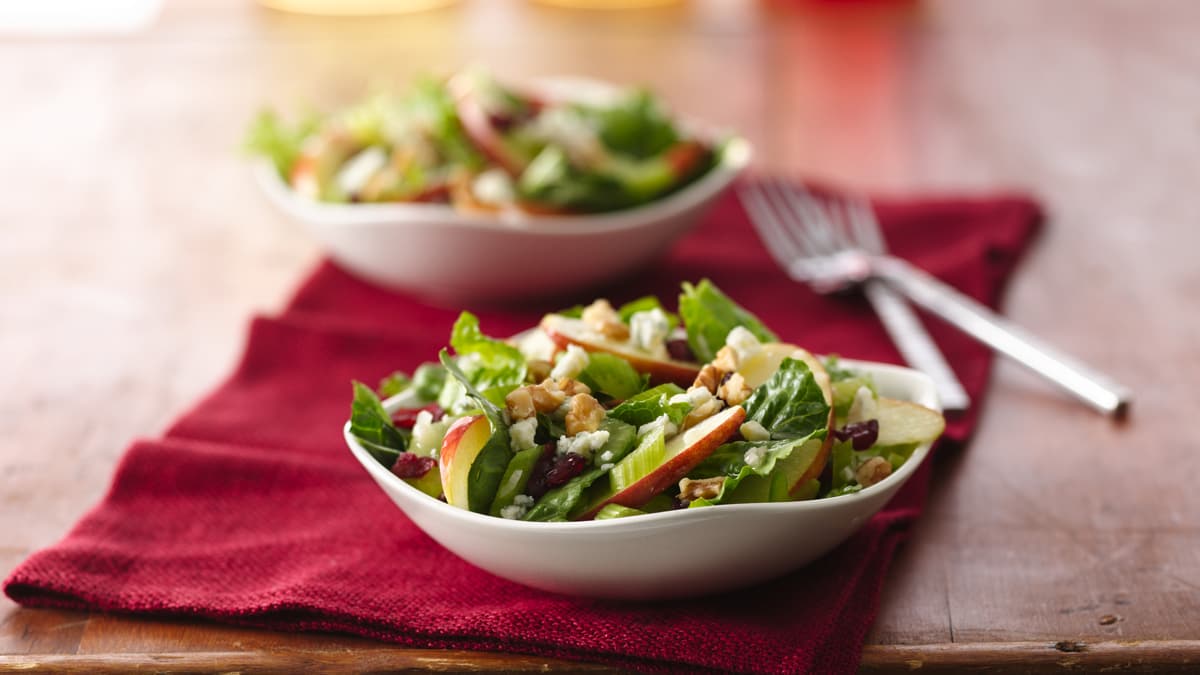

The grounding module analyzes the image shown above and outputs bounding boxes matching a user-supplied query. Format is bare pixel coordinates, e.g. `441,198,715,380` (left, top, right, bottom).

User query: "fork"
741,181,972,412
740,179,1132,418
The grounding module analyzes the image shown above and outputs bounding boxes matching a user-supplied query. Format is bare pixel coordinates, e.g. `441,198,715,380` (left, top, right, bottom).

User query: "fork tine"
738,182,806,271
760,179,829,256
846,197,887,254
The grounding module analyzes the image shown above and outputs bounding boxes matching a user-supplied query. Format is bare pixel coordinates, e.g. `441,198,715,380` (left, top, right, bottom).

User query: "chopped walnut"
693,363,724,394
551,377,591,397
718,371,752,407
506,378,590,420
505,387,536,421
678,476,725,501
565,393,606,435
856,456,892,488
526,359,553,383
581,299,630,340
712,345,740,373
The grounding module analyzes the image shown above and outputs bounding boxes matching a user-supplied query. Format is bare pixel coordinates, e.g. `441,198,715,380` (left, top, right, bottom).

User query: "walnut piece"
693,363,723,394
717,371,752,407
856,456,892,487
504,387,536,420
506,377,591,421
565,393,606,436
678,476,725,501
526,359,553,383
712,345,740,373
581,299,629,340
682,396,724,431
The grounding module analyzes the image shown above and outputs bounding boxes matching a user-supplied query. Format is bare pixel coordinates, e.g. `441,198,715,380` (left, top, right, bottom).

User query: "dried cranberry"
391,452,436,479
391,404,444,429
545,453,587,488
524,445,558,499
671,496,691,510
834,419,879,451
666,338,694,362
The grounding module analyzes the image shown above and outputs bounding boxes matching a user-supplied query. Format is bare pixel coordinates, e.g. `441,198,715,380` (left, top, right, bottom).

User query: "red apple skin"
539,315,701,387
454,93,526,176
438,415,489,508
577,406,746,520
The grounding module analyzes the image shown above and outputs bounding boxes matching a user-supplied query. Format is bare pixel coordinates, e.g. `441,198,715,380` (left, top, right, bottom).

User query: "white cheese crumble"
629,308,671,357
471,168,515,206
744,445,768,469
550,344,590,380
527,107,607,169
599,450,614,463
335,146,387,196
637,413,678,440
556,429,610,460
509,416,538,452
600,463,614,472
725,326,762,364
847,386,877,424
500,494,535,520
739,420,771,442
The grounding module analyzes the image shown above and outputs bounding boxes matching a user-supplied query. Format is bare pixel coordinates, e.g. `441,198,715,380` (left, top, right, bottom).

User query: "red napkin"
5,184,1041,674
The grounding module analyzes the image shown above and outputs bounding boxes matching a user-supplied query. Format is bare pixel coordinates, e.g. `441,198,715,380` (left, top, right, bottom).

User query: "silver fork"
741,180,971,412
740,179,1131,418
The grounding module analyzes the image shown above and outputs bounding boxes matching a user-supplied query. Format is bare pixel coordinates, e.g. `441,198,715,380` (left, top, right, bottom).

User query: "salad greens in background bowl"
344,280,945,599
247,70,751,301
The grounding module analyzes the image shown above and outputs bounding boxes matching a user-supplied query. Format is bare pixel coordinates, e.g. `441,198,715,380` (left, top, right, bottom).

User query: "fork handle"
872,256,1132,417
863,280,971,412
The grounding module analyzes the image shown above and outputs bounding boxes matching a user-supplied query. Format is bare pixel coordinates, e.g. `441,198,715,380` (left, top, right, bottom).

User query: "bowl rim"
253,75,752,235
345,357,941,534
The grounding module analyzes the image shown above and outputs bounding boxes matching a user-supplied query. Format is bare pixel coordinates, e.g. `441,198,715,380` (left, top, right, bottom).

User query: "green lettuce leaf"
439,351,513,513
687,434,824,507
242,108,321,179
742,357,829,440
377,371,411,398
576,352,645,401
411,363,447,403
585,89,679,160
349,381,409,467
608,383,688,428
438,312,526,412
678,279,778,363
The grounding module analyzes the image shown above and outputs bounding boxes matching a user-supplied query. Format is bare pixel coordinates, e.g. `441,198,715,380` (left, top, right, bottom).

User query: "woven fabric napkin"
5,184,1041,674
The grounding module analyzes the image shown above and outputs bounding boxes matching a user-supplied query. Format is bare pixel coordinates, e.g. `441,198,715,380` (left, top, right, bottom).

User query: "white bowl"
255,78,751,302
344,358,940,600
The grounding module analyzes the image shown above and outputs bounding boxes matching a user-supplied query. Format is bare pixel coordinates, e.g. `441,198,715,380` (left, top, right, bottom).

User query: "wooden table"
2,0,1197,671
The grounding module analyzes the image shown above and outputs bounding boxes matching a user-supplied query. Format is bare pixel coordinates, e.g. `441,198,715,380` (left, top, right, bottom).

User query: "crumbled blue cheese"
637,413,678,440
500,494,535,520
471,168,515,206
509,416,538,452
739,420,771,442
629,309,670,358
550,344,589,380
527,107,607,170
725,326,762,364
744,445,768,469
600,463,614,472
335,146,388,196
847,386,877,424
556,429,610,460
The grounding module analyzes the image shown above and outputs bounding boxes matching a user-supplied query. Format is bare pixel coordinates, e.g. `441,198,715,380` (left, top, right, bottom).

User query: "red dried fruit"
391,452,436,479
666,338,694,363
391,404,444,429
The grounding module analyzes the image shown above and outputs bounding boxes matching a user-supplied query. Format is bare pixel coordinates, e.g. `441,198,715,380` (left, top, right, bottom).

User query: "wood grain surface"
2,0,1198,671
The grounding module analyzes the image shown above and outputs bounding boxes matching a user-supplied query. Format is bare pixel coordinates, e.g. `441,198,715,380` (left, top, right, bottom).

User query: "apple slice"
437,415,490,510
736,343,836,496
453,91,528,176
539,314,701,387
874,398,946,447
576,405,745,519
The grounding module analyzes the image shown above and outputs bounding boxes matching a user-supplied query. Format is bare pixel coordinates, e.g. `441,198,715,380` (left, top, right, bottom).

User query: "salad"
245,70,716,214
348,280,946,522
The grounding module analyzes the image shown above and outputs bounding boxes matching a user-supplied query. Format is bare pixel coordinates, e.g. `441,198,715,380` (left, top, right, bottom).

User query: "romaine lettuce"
608,383,689,428
438,312,526,412
679,279,777,363
349,381,409,467
439,351,513,514
742,357,829,440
